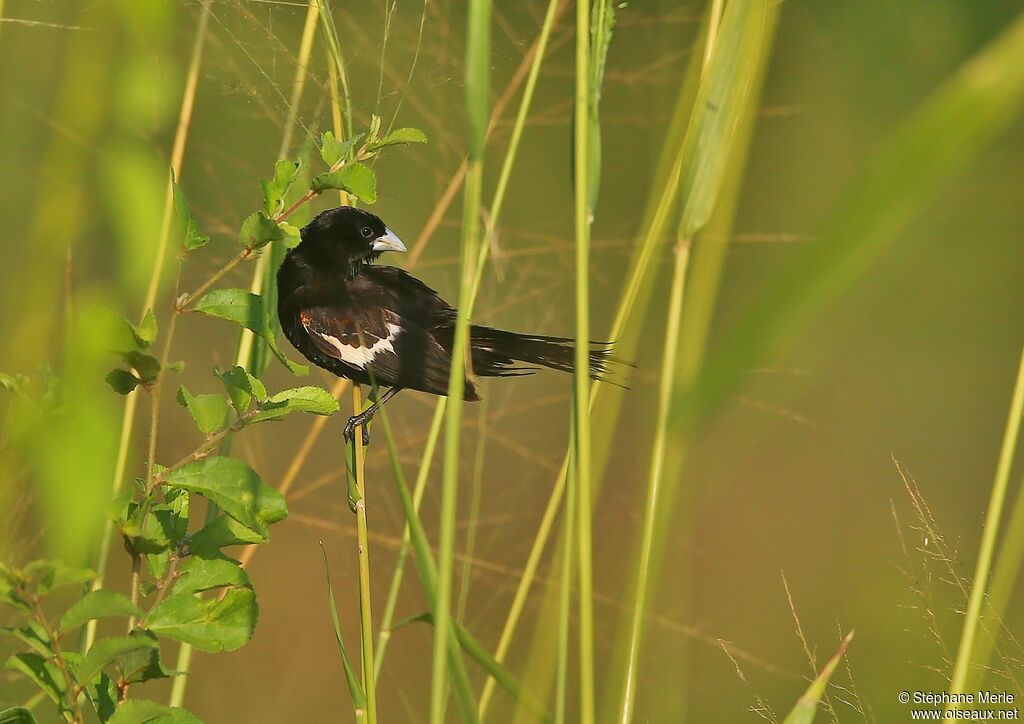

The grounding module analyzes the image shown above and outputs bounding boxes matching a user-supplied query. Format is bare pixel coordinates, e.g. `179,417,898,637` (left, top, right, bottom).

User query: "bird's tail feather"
467,325,618,382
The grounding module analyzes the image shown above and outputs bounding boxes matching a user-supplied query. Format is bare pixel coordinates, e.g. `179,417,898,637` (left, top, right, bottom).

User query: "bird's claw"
343,415,371,446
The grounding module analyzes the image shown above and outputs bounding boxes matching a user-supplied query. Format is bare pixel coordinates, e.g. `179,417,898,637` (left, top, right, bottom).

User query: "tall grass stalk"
350,385,379,723
430,1,490,719
614,1,776,718
571,0,595,720
85,0,211,652
169,1,322,706
555,429,577,724
947,344,1024,704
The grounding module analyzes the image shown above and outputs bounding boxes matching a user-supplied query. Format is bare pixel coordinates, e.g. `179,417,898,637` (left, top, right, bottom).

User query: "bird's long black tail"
467,325,616,382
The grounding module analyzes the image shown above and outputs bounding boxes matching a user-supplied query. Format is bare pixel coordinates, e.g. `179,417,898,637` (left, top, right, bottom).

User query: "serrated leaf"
0,707,37,724
171,555,251,596
132,310,158,348
106,369,141,395
118,629,173,686
189,515,266,554
60,591,142,633
260,159,303,217
280,222,301,249
176,386,230,434
145,587,257,653
172,178,209,252
163,457,286,538
5,653,65,704
238,211,284,251
89,672,117,722
0,622,51,657
245,386,339,424
118,351,161,385
216,366,267,414
192,290,306,375
311,162,376,203
78,635,158,684
367,127,427,150
23,560,95,593
108,699,202,724
319,131,363,167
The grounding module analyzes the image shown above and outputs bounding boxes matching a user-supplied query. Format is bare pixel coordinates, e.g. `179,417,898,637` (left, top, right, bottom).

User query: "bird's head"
298,206,407,272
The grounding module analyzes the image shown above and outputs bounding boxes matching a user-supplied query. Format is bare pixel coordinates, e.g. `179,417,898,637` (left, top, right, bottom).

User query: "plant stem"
555,429,576,724
947,344,1024,705
572,0,594,720
85,0,210,653
351,385,378,723
31,596,83,724
616,238,691,722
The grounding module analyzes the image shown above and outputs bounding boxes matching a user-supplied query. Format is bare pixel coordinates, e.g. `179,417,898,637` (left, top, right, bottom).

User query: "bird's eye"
360,227,374,238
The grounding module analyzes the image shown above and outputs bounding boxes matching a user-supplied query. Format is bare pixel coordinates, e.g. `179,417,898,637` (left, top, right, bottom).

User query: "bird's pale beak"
371,228,407,254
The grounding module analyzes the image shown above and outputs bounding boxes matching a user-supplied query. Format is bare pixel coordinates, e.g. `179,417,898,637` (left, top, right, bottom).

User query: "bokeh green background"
2,1,1023,721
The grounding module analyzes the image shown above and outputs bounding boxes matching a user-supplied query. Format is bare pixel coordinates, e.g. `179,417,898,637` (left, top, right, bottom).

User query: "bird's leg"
343,386,402,445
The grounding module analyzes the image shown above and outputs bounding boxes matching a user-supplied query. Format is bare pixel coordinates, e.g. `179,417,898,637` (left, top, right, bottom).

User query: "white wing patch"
315,322,401,369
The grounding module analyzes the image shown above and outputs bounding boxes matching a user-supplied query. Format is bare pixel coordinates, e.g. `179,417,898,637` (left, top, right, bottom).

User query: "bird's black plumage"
277,206,614,441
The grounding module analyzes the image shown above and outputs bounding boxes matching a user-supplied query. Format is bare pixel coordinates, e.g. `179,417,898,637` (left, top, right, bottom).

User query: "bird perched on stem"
277,206,616,443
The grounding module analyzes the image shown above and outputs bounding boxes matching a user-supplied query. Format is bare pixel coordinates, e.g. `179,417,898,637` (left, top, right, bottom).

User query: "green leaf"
106,369,141,395
311,162,376,203
0,707,37,724
367,127,427,150
91,671,118,722
132,310,158,348
192,290,307,375
108,700,202,724
118,351,161,385
280,222,301,249
60,590,142,634
260,159,303,217
171,555,251,596
782,632,853,724
0,622,51,657
246,386,339,424
320,544,366,710
145,586,257,653
238,211,284,251
176,386,230,434
216,366,267,414
22,560,95,593
78,635,158,685
118,630,173,685
320,131,363,167
163,457,286,538
172,177,209,252
5,653,65,704
189,515,266,553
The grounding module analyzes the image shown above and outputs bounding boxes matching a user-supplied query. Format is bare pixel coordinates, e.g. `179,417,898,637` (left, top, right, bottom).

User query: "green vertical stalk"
555,428,577,724
616,239,691,722
86,0,211,653
948,344,1024,704
350,385,378,723
431,2,490,719
572,0,594,721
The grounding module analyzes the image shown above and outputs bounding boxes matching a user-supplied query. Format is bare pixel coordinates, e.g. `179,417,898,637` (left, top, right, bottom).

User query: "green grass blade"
948,344,1024,702
320,544,368,718
781,632,854,724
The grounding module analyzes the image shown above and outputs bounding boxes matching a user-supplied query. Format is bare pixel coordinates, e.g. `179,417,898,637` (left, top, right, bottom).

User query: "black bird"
277,206,614,442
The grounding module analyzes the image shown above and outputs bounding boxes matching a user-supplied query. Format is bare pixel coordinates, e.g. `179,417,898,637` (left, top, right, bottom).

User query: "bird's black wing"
298,303,463,396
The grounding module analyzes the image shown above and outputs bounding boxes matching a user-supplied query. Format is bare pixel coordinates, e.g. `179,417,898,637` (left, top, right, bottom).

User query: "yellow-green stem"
572,0,594,720
351,385,378,723
948,344,1024,705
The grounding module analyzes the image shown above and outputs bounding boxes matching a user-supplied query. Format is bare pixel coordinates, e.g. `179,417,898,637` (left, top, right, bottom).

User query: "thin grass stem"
351,385,378,723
